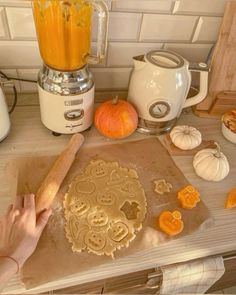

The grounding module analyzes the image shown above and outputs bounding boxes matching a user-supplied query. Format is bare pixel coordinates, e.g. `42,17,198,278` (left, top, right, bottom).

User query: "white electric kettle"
128,50,209,134
0,85,11,142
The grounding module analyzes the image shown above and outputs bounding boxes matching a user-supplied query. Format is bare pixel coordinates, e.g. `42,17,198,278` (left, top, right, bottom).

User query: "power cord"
0,71,37,114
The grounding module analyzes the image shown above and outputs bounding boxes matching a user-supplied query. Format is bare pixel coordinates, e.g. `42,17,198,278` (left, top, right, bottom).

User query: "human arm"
0,194,51,288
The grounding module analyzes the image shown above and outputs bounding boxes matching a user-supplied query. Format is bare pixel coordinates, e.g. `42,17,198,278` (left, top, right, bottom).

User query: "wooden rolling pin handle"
35,133,85,215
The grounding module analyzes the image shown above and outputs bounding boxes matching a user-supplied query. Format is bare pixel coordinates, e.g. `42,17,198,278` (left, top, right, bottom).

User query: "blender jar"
32,0,109,71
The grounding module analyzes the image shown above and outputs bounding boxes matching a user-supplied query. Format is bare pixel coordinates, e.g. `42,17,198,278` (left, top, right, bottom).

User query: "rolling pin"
35,133,84,214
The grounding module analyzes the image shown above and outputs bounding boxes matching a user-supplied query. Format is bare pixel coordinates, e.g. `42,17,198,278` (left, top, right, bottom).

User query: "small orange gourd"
158,210,184,236
94,96,138,139
178,185,200,209
225,188,236,209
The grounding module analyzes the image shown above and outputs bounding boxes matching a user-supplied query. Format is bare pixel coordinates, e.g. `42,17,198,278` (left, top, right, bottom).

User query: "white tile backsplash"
108,12,142,41
192,17,222,43
0,1,31,7
173,0,228,16
112,0,173,13
0,41,41,67
108,42,163,67
92,12,142,41
6,7,36,40
17,68,38,92
164,43,213,63
0,0,228,93
91,68,133,90
140,14,198,42
0,8,8,39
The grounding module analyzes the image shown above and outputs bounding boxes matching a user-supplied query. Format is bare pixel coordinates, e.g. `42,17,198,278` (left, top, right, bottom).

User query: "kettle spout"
133,55,146,70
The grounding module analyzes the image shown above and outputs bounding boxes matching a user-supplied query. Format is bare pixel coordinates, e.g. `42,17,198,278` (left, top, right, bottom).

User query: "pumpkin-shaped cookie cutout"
87,210,109,227
158,210,184,236
75,181,96,194
225,188,236,209
69,198,90,216
178,185,200,209
108,222,129,242
96,189,116,206
85,230,107,253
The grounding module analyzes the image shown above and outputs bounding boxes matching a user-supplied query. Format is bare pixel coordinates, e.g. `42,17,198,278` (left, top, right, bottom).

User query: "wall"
0,0,229,94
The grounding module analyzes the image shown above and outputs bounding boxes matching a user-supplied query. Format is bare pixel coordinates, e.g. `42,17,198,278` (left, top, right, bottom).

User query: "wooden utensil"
35,133,84,214
193,1,236,118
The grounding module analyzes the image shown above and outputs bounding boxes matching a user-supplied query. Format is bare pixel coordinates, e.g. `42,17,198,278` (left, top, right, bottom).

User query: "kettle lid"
145,50,185,69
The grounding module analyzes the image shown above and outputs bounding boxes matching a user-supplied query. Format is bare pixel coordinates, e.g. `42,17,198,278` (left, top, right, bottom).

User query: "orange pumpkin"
178,185,200,209
158,210,184,236
94,97,138,139
225,188,236,209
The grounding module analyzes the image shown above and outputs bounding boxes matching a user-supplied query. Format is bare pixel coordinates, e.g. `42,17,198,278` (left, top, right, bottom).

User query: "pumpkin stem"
214,142,222,158
183,126,191,135
112,95,119,105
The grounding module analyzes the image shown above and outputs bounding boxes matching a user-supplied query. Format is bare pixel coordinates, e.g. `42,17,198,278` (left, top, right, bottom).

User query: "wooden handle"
35,134,84,214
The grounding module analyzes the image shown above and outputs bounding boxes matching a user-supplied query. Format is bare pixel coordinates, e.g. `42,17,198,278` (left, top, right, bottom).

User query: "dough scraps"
64,160,147,258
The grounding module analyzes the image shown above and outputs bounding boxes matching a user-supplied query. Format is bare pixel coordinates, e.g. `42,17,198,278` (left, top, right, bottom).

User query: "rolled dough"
64,160,147,258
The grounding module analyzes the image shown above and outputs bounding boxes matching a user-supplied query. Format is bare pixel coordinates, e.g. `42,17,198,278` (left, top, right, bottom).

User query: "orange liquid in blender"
32,0,92,71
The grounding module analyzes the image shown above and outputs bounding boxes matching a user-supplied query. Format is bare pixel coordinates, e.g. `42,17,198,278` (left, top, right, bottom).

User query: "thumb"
36,209,52,235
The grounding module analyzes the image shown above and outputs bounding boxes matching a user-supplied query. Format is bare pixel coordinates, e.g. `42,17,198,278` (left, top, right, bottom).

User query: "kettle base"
137,118,177,135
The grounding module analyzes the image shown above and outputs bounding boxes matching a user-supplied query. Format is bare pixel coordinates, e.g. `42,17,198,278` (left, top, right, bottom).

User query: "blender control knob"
64,109,84,121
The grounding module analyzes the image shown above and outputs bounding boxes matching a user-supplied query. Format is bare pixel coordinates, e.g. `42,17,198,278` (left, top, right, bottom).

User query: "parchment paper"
11,138,212,288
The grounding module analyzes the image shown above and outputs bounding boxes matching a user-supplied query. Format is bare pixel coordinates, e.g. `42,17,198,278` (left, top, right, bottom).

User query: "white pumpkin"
170,125,202,150
193,142,230,182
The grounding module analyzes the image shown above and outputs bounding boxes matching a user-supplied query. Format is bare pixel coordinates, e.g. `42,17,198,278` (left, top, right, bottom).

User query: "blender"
32,0,109,134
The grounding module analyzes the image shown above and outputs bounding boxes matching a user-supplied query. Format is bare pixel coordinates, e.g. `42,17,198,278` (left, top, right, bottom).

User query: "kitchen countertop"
1,103,236,294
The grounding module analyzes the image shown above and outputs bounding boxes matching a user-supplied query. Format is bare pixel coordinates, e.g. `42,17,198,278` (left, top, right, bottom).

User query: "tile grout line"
0,4,225,17
137,13,144,42
191,16,202,43
172,0,179,14
2,7,11,40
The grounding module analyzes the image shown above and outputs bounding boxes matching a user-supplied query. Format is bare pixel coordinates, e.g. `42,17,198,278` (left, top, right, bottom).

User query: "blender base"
38,76,95,135
50,126,92,137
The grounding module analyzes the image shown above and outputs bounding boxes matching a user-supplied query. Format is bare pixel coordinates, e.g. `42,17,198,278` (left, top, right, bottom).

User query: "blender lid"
145,50,185,69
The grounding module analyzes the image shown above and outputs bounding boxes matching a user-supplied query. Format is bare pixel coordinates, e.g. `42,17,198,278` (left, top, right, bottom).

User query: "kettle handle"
183,63,209,109
86,0,109,65
0,86,11,140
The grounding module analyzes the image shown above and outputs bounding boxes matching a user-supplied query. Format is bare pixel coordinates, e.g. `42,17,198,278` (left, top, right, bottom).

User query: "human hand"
0,194,51,270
